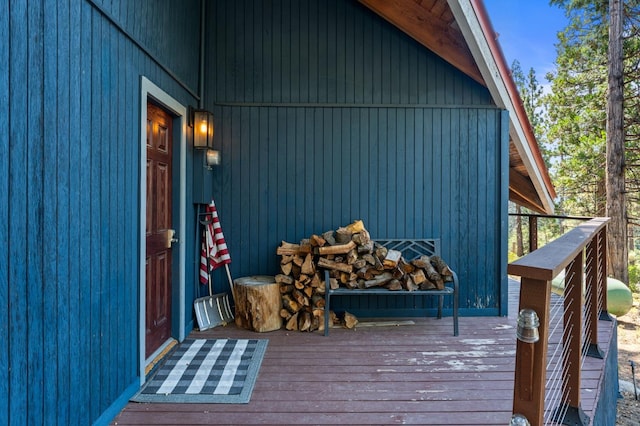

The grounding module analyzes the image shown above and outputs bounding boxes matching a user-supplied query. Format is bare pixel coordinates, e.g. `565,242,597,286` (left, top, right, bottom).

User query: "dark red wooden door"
145,101,174,359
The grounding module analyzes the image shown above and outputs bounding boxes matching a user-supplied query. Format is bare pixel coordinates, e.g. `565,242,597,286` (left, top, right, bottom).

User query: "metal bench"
323,239,459,336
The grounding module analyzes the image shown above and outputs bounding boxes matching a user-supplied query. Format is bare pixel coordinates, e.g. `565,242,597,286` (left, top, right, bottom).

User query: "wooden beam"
509,168,546,213
359,0,485,85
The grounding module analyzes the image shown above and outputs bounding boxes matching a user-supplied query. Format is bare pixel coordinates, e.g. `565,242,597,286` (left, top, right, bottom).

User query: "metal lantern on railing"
509,414,531,426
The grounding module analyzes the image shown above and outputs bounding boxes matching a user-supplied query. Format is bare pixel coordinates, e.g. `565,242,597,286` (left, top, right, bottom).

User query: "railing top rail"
507,217,609,281
508,213,593,221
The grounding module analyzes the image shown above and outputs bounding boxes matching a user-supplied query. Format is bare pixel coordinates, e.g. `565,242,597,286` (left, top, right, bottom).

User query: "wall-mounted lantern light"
189,106,220,169
516,308,540,343
191,108,215,149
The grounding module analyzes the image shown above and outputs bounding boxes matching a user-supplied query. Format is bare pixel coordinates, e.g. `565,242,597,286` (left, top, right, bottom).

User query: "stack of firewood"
275,220,454,332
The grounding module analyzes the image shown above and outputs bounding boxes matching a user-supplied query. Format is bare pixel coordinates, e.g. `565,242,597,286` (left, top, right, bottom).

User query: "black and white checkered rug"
131,338,268,403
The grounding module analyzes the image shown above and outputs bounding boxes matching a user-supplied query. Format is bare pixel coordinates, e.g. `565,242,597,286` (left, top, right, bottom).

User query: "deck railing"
507,217,610,426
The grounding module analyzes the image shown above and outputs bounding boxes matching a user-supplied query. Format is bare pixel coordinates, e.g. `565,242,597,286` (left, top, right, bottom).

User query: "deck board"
112,281,615,425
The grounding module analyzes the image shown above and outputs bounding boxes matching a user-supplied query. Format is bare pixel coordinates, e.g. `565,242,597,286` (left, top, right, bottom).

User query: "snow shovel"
194,218,234,330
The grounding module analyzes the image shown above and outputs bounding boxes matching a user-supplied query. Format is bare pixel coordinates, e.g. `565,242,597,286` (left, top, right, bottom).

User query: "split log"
391,267,404,280
431,255,453,277
411,255,431,269
292,289,309,307
298,311,312,332
282,293,301,314
357,240,374,254
275,274,294,285
403,275,419,291
312,309,325,331
234,276,283,332
316,240,356,255
280,262,293,276
286,312,299,330
280,254,294,264
283,242,309,255
374,245,388,261
317,257,353,273
346,249,359,265
409,269,427,285
293,254,304,267
385,279,403,291
335,227,353,244
309,273,322,288
352,258,367,269
279,284,295,294
361,253,376,266
329,277,339,290
301,253,315,275
383,249,402,269
345,219,365,233
364,271,393,288
343,311,358,329
399,258,415,274
373,253,384,271
280,308,291,319
419,279,436,290
303,286,313,298
322,230,336,246
310,234,327,247
311,294,325,308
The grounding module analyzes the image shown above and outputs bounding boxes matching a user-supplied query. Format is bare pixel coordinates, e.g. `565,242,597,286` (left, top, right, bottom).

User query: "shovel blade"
194,295,226,330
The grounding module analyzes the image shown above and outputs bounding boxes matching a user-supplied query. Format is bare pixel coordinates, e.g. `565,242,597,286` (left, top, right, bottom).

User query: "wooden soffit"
359,0,485,85
360,0,556,213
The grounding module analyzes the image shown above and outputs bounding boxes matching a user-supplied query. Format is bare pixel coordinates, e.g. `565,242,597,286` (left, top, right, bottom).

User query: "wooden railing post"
512,277,551,426
528,215,538,253
552,253,589,424
508,217,610,426
584,238,604,359
597,228,611,321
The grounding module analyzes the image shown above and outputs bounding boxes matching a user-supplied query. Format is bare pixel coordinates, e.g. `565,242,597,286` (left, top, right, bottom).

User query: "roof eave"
448,0,556,214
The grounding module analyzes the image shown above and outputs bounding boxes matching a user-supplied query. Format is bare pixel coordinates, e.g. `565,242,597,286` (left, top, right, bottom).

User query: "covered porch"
113,280,617,425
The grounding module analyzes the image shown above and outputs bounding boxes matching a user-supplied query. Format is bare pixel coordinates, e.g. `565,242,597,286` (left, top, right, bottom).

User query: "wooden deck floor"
112,281,615,425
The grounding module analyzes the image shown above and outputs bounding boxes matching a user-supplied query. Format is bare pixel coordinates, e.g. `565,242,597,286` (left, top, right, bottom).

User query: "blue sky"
483,0,569,82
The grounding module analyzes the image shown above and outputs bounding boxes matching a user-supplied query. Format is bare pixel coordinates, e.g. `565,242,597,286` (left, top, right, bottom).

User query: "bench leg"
324,292,330,336
453,290,459,336
437,295,443,319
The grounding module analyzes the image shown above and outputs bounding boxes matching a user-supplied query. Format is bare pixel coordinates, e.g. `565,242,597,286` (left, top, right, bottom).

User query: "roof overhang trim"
447,0,555,213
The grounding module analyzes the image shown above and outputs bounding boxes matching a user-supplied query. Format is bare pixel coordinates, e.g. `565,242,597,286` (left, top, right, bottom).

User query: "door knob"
166,229,178,248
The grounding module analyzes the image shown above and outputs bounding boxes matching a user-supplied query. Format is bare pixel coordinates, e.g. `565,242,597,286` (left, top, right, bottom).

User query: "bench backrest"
373,239,440,260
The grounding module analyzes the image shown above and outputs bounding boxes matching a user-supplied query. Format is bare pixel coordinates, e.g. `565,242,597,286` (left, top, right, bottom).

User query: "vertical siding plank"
57,0,72,420
26,0,46,422
43,0,60,419
89,6,103,419
499,110,510,315
0,0,10,421
68,0,83,419
405,109,415,233
41,0,59,421
104,8,114,406
126,14,138,381
292,3,305,103
77,2,92,423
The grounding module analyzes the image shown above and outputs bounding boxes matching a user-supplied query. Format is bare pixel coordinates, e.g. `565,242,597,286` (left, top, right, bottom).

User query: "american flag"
199,200,231,285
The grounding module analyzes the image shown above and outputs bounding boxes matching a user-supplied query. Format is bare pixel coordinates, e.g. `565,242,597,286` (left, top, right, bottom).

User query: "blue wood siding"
1,0,201,424
205,0,507,317
1,0,510,423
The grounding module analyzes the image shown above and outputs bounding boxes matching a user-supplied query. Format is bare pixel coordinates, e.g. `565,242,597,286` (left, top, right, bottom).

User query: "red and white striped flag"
199,232,210,285
199,199,231,285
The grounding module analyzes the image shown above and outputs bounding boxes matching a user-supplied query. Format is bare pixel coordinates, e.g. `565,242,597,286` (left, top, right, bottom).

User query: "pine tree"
547,0,640,283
